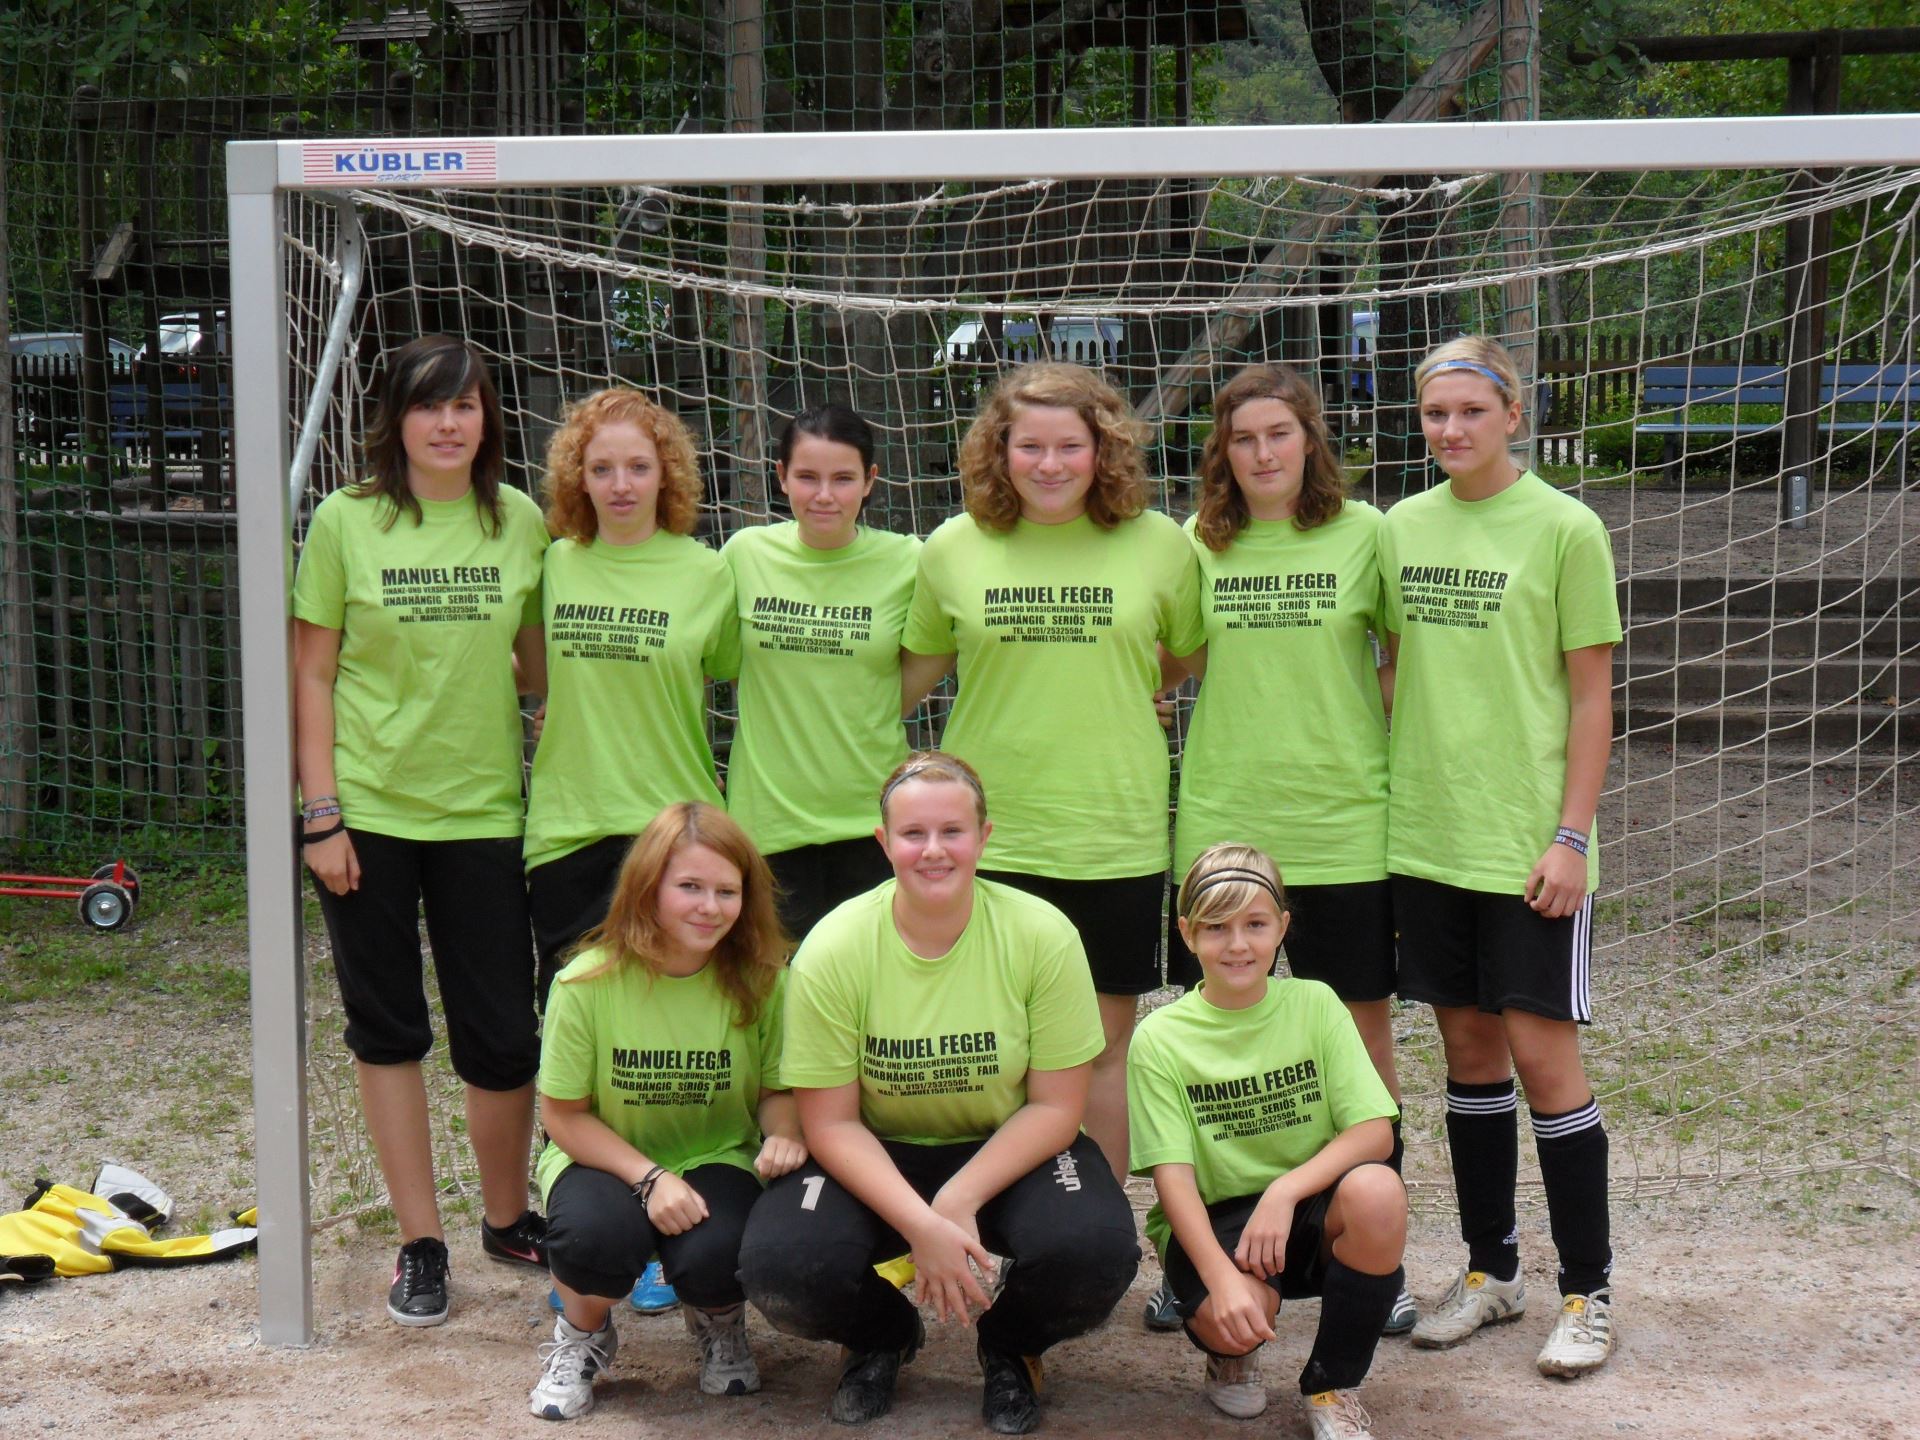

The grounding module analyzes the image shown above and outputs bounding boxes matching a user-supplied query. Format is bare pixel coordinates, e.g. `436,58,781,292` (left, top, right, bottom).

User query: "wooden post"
726,0,771,522
73,87,112,499
1499,0,1541,460
1781,40,1841,526
0,98,38,841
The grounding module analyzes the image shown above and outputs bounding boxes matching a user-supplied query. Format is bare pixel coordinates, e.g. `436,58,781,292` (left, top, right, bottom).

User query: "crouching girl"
740,752,1139,1434
1128,844,1405,1439
529,804,801,1420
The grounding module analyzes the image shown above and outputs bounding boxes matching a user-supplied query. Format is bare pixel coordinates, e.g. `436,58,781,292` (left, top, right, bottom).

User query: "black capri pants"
739,1133,1138,1357
545,1161,763,1309
311,828,537,1090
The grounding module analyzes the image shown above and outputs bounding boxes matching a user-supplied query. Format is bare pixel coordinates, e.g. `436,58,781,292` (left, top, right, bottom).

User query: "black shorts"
311,828,538,1090
766,836,893,940
1166,879,1397,1001
526,834,633,1009
1162,1182,1340,1316
545,1160,761,1309
1392,873,1594,1023
979,869,1166,996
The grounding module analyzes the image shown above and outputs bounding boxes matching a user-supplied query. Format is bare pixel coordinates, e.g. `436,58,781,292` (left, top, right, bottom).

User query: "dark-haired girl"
720,405,923,937
293,335,550,1326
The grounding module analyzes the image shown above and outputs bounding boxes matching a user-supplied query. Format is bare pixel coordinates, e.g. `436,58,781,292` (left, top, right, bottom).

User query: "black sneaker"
388,1236,450,1326
978,1339,1043,1435
481,1209,548,1270
828,1314,923,1425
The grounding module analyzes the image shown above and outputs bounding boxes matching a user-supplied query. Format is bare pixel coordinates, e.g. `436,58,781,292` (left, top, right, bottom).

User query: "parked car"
136,310,229,363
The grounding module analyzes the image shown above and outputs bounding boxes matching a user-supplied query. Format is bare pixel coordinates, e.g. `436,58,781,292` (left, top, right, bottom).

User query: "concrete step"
1617,654,1916,706
1616,698,1919,751
1615,574,1917,616
1619,610,1910,661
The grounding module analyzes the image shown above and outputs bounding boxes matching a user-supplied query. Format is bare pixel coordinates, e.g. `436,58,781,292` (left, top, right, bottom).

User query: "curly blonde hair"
958,362,1149,532
1194,365,1347,550
542,387,704,542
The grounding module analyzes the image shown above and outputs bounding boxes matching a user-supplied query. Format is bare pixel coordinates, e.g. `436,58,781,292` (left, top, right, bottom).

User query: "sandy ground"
3,1178,1916,1440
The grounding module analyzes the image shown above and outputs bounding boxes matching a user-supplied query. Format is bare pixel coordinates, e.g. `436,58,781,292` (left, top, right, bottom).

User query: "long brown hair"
1193,365,1346,550
958,362,1149,533
541,387,704,543
565,804,789,1026
355,335,507,533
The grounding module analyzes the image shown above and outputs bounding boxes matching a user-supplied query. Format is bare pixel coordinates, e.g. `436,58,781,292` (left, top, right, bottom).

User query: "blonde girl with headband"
529,803,800,1419
901,362,1205,1188
1128,844,1405,1439
1156,363,1409,1336
1379,336,1622,1375
740,752,1138,1434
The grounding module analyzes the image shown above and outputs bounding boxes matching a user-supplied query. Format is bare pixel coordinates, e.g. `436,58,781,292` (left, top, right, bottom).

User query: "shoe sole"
484,1247,548,1271
531,1395,594,1421
1538,1347,1613,1379
632,1298,681,1314
387,1302,450,1327
700,1375,762,1397
1205,1389,1269,1420
1409,1305,1527,1349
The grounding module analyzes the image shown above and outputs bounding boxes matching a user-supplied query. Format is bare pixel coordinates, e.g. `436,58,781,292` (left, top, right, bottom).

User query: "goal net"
252,123,1918,1249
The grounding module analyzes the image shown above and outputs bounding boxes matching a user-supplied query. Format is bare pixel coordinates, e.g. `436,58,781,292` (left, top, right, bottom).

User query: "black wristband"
632,1165,666,1206
299,817,346,844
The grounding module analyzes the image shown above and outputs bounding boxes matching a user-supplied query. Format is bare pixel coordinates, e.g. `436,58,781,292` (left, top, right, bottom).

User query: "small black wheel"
78,881,132,932
91,863,140,909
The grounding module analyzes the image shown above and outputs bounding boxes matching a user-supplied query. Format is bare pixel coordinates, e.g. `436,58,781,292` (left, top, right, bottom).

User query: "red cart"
0,860,142,931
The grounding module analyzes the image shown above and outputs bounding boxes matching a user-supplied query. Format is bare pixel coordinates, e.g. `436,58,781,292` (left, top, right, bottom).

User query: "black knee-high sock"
1532,1097,1612,1297
1387,1116,1405,1176
1445,1077,1519,1281
1298,1258,1402,1395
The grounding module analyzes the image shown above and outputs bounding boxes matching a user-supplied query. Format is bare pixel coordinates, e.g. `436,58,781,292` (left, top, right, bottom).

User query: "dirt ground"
0,1171,1914,1439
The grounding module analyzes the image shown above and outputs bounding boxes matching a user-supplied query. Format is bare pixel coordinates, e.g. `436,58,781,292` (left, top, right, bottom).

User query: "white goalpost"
228,115,1920,1345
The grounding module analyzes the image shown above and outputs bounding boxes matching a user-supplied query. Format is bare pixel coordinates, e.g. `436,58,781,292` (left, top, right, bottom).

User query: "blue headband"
1425,359,1511,393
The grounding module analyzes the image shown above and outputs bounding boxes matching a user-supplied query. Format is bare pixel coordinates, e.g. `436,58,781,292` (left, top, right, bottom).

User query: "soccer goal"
229,114,1920,1343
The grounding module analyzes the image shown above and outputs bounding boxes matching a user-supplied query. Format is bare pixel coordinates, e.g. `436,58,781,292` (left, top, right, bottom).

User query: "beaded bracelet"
1553,826,1590,857
301,795,340,821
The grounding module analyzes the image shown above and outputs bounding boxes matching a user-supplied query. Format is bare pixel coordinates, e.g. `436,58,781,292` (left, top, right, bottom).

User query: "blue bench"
1636,363,1918,467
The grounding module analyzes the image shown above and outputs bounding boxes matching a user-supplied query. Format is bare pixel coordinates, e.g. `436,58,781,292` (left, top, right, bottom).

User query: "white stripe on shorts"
1570,892,1594,1023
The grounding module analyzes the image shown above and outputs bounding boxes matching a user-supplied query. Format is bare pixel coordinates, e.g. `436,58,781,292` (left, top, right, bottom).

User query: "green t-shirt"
900,511,1204,878
1128,976,1397,1258
1174,504,1390,886
533,949,786,1203
720,522,921,855
1378,472,1623,893
290,485,547,840
524,532,741,870
781,879,1104,1144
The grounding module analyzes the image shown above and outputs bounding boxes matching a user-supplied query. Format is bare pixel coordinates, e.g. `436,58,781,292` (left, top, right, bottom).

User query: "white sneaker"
529,1314,618,1421
1409,1269,1526,1349
1303,1388,1377,1439
1202,1348,1267,1418
1536,1288,1615,1377
685,1302,761,1396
